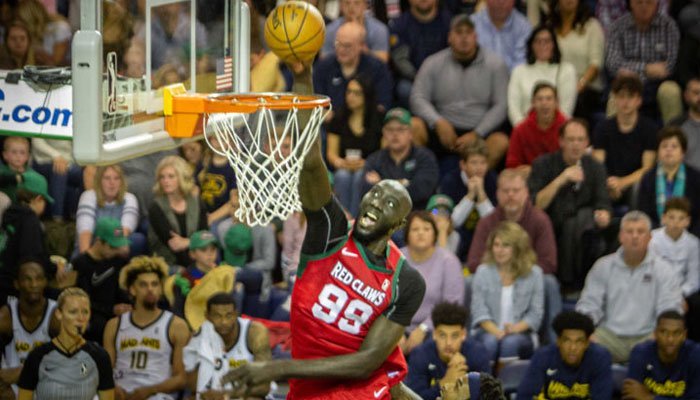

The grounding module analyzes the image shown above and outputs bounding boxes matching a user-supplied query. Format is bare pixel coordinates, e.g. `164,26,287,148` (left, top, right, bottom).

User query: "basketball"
264,1,326,63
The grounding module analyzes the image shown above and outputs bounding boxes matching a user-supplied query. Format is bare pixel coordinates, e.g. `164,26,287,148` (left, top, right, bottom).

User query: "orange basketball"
264,1,326,63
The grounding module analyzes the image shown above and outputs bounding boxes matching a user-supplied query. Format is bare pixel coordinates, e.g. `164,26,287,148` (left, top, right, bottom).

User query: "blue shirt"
471,9,531,72
628,340,700,399
388,10,452,71
406,338,492,400
312,53,393,110
516,343,613,400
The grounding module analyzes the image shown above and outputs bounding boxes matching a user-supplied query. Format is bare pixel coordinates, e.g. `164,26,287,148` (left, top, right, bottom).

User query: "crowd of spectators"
1,0,700,396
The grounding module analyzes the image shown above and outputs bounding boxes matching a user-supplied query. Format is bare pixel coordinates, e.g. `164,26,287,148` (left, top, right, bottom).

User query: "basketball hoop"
201,93,331,226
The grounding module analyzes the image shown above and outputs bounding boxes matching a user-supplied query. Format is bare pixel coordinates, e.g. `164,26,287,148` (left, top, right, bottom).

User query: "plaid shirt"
604,13,680,82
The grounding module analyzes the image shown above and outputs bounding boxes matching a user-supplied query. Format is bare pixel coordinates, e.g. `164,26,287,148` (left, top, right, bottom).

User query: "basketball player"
0,260,59,398
184,293,271,399
223,65,426,399
103,256,190,400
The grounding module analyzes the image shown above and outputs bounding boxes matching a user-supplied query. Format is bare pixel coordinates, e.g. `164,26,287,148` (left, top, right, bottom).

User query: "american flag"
216,56,233,91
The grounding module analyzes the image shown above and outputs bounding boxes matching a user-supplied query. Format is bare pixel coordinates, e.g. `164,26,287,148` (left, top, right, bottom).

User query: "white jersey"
114,310,175,400
1,296,56,395
185,318,255,400
2,296,56,367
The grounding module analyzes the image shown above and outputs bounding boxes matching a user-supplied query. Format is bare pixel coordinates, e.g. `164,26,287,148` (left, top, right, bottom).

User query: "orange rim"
204,92,330,113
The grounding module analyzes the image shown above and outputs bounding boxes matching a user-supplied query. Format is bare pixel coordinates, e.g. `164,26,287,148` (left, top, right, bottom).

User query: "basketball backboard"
71,0,250,165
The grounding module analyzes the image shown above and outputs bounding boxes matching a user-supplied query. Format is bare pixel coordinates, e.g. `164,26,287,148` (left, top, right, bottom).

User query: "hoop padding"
204,95,329,226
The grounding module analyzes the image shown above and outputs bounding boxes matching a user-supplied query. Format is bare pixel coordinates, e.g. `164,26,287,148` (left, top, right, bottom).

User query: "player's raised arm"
292,64,332,212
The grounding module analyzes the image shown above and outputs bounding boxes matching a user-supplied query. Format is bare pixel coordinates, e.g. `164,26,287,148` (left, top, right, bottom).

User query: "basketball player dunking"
222,64,426,399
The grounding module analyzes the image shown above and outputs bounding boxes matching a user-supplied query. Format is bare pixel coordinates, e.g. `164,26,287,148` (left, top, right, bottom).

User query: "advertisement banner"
0,79,72,140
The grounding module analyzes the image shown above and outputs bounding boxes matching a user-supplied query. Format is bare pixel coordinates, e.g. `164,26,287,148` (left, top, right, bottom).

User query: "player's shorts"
288,367,404,400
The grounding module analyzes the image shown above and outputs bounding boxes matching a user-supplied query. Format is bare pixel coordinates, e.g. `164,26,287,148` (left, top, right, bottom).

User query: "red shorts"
288,368,404,400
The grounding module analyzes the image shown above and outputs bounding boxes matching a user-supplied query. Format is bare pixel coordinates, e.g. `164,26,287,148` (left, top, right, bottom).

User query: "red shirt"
289,235,408,399
506,109,568,169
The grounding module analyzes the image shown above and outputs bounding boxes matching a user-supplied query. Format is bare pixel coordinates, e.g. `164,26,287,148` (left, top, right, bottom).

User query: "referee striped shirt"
17,341,114,399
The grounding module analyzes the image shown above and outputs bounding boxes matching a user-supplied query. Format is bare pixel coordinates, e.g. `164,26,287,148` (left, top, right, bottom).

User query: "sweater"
467,201,557,274
516,343,613,400
471,264,545,332
650,228,700,297
507,61,578,125
399,246,464,332
627,340,700,399
506,109,568,169
637,164,700,237
576,249,683,336
410,47,509,136
406,339,492,400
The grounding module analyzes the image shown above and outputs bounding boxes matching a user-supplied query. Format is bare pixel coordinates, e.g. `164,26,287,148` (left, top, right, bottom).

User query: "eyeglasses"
346,89,363,96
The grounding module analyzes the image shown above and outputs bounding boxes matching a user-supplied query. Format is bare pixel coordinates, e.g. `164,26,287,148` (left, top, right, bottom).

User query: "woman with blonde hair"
17,288,115,400
471,221,544,362
148,155,207,268
75,164,143,256
15,0,71,66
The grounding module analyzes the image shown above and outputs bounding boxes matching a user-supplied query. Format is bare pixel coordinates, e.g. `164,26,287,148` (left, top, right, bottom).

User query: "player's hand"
168,231,190,252
454,131,478,153
594,209,611,229
560,164,584,185
405,327,427,353
442,353,468,385
644,62,668,80
53,156,69,175
433,213,451,235
221,361,274,390
114,386,127,400
365,171,381,185
622,379,654,400
606,176,621,191
435,119,458,150
125,387,153,400
200,389,229,400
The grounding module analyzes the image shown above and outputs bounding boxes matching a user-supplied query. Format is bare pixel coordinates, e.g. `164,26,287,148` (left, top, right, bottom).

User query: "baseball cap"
19,170,54,203
451,13,475,30
189,230,219,250
383,107,412,126
223,224,253,267
94,217,130,247
426,194,454,213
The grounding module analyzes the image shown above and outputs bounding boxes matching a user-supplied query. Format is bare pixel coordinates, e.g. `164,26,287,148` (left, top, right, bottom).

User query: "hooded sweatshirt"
0,203,53,292
506,109,568,169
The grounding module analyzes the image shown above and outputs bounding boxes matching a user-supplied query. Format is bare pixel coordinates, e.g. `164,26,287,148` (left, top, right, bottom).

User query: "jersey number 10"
312,283,374,334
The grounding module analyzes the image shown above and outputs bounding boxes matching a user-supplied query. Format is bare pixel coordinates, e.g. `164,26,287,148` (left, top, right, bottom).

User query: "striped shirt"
17,341,113,399
604,13,680,82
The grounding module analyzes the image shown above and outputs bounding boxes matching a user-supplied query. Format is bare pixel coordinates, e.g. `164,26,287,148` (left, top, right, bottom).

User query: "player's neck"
222,322,240,350
19,296,47,319
359,238,388,259
132,306,163,326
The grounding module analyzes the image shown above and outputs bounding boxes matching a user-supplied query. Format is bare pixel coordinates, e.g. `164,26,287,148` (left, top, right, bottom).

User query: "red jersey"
289,234,408,399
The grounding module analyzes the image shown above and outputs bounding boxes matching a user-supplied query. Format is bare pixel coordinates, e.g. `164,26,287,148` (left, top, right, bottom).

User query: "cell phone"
346,149,362,160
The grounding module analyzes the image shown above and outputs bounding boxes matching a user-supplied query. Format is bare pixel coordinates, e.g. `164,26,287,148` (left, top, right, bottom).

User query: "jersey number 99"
312,283,374,334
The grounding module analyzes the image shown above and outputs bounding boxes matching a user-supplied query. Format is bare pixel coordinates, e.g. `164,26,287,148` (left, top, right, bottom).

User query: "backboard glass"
72,0,250,165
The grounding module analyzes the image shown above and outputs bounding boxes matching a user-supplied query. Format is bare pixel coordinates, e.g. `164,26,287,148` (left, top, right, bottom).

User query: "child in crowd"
0,136,32,201
168,230,221,316
649,197,700,304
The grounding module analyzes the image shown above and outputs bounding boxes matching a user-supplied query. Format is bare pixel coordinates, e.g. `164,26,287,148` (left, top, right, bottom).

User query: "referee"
17,288,115,400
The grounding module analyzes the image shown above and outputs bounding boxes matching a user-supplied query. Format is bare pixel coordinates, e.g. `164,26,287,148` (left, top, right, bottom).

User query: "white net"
204,97,329,226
